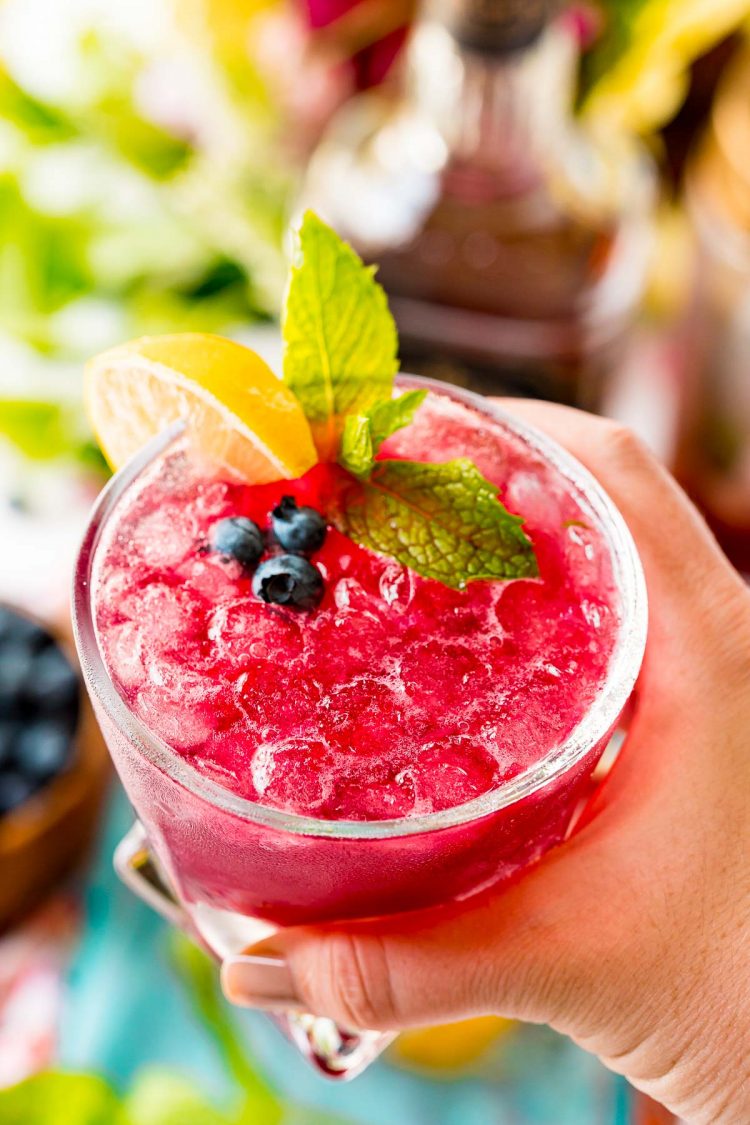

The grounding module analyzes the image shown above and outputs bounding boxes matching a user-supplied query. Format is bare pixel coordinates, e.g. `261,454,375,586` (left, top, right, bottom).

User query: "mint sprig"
282,211,398,460
338,459,538,588
283,212,538,587
339,390,427,478
339,414,374,479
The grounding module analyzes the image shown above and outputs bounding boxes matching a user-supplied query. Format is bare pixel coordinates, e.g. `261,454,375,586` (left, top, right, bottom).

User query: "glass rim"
72,376,648,840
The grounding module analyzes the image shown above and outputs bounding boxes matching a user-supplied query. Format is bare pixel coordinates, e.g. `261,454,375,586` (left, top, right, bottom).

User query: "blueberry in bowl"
0,607,79,805
0,604,108,929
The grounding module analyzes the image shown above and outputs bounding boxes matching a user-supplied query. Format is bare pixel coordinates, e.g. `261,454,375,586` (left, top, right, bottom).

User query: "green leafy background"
1,1,742,1117
0,0,291,472
0,0,747,468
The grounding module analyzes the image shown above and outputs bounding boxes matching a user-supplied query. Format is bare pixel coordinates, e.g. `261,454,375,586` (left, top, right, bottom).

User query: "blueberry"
252,555,324,610
0,607,16,644
270,497,327,554
0,771,36,815
24,645,80,715
0,606,50,652
210,517,264,569
13,719,73,783
0,720,20,769
0,643,35,719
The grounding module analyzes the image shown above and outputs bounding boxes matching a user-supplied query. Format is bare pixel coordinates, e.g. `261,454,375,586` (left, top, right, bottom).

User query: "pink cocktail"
73,378,646,1075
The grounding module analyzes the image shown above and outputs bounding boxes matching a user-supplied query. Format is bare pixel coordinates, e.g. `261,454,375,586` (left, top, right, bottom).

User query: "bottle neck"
405,16,577,184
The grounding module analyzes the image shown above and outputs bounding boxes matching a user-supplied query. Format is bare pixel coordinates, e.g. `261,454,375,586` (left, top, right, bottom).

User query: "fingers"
222,908,516,1031
221,857,596,1033
493,400,750,688
494,400,731,597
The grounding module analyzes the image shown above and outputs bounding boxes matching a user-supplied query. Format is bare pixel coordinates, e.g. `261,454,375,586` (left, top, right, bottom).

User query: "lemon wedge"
85,333,317,482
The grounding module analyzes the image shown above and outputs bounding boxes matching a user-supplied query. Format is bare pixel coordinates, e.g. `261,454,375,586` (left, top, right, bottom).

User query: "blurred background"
1,0,750,1121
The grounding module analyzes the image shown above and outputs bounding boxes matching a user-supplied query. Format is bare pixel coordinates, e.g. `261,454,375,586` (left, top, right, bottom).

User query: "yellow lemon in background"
584,0,750,135
176,0,276,57
85,333,317,482
393,1017,517,1074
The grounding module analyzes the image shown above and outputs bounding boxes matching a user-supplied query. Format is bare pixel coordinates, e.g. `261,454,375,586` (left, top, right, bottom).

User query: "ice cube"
414,738,498,811
186,556,245,602
250,737,336,814
333,773,417,820
129,503,201,568
105,620,145,690
135,664,237,751
207,600,303,666
378,564,415,607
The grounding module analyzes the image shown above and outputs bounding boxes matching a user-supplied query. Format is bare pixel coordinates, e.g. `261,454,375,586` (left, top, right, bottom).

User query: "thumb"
221,853,589,1032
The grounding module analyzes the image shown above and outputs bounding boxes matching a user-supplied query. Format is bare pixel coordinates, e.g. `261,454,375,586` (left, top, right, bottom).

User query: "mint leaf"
280,213,538,590
339,389,426,478
336,458,538,588
282,212,398,459
365,389,426,450
339,414,374,478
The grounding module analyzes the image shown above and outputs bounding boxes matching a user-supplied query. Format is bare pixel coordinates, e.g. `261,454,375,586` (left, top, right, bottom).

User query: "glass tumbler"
72,378,647,1079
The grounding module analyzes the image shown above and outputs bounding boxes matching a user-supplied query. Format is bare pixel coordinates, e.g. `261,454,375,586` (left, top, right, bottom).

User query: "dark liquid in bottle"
674,288,750,576
305,16,652,412
368,163,626,410
673,57,750,578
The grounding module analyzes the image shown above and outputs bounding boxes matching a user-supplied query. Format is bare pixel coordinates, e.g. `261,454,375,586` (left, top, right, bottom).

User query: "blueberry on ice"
270,496,327,554
252,555,324,610
210,517,264,569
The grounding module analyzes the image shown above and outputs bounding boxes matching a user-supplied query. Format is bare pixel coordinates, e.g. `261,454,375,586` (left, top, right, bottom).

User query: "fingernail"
221,955,303,1012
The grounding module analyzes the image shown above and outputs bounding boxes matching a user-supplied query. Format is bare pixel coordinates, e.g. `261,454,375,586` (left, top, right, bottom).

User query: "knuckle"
325,933,396,1031
597,421,653,474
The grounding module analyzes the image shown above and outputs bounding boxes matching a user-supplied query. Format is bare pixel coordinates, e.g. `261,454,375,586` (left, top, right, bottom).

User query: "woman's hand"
222,404,750,1124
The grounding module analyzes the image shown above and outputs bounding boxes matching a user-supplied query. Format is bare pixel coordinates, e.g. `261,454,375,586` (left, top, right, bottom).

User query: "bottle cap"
437,0,559,54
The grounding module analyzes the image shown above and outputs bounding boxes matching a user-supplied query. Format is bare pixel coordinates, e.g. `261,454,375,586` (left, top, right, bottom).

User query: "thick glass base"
113,821,394,1079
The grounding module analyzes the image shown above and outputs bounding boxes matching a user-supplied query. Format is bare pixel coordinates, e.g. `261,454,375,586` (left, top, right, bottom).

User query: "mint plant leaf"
365,389,426,450
282,211,398,459
168,935,283,1120
280,213,538,590
339,389,427,478
336,458,538,587
125,1069,231,1125
339,414,374,478
0,1072,128,1125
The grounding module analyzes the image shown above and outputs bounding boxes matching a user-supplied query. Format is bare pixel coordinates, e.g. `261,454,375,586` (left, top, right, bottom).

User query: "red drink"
75,380,645,929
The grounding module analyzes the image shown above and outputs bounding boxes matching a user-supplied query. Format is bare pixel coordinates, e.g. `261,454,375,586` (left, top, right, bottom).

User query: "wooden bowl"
0,618,110,932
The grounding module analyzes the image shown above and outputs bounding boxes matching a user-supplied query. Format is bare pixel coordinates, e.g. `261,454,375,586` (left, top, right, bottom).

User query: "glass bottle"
674,42,750,577
302,0,655,408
